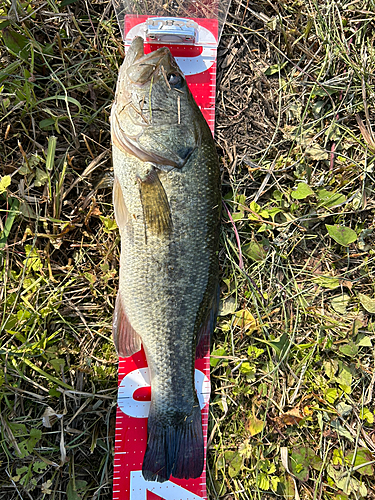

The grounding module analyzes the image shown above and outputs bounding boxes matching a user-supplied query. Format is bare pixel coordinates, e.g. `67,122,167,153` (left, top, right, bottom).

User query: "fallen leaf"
305,144,329,160
280,407,304,426
331,294,350,314
0,175,11,194
246,414,265,436
358,293,375,314
233,309,259,332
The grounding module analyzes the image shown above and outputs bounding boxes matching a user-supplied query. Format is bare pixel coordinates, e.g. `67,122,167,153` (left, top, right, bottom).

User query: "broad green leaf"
50,358,66,373
323,359,338,379
66,479,88,500
256,472,269,490
231,211,244,221
332,449,344,465
242,241,266,261
339,342,358,358
333,494,349,500
33,461,47,473
331,294,350,314
312,275,340,289
2,28,30,61
0,175,11,194
270,476,281,492
291,182,314,199
9,422,27,436
355,334,372,347
34,167,49,187
317,189,346,208
39,118,56,130
311,100,325,118
19,200,37,219
247,345,264,359
359,407,374,424
272,189,283,201
267,206,283,221
345,448,374,476
358,293,375,314
325,387,340,403
305,144,328,160
246,414,265,436
100,216,118,233
335,364,353,393
240,361,254,374
290,447,322,481
326,224,357,246
269,332,290,358
330,419,354,442
248,201,270,220
224,451,243,478
264,61,288,75
327,465,367,496
26,428,42,453
210,347,226,367
23,245,43,272
325,123,341,141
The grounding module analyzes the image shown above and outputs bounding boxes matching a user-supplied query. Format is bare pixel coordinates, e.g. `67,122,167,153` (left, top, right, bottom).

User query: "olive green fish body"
111,37,220,482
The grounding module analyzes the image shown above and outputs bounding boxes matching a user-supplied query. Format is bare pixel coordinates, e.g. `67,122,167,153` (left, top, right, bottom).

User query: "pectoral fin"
113,292,142,357
113,176,130,231
138,169,172,237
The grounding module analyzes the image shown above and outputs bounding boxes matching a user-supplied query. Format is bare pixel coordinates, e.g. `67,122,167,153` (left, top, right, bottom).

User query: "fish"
111,36,221,483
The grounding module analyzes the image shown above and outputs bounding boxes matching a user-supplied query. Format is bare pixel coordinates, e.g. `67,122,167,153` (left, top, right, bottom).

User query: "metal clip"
145,17,198,44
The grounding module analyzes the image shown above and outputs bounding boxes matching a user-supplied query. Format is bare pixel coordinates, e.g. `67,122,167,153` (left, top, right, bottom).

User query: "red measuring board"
113,16,218,500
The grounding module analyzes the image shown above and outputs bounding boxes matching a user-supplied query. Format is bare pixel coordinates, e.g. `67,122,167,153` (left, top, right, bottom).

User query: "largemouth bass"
111,37,221,482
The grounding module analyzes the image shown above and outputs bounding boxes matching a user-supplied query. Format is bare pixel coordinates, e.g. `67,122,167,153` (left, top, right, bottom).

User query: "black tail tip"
142,405,204,482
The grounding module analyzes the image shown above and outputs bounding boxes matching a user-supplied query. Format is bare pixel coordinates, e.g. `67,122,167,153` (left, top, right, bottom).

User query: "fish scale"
111,36,220,482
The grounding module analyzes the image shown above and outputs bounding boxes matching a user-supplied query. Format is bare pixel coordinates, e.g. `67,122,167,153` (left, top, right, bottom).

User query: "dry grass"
1,0,375,499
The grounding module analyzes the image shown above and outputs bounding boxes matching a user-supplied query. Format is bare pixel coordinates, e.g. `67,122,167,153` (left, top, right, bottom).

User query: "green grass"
1,0,375,499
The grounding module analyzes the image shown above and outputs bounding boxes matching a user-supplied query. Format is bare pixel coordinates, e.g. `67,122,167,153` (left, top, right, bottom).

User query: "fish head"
112,37,208,169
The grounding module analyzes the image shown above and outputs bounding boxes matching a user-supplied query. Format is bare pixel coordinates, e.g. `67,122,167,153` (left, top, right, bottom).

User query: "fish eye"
168,73,183,89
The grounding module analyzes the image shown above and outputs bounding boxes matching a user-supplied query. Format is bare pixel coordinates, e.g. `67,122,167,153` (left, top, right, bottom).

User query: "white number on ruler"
130,471,204,500
125,24,216,76
118,368,210,418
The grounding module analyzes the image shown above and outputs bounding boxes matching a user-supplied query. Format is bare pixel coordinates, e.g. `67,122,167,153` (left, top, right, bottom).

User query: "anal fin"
112,292,141,357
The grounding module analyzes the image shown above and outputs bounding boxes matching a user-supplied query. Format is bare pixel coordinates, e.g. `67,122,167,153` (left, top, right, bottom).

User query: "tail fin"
142,403,204,482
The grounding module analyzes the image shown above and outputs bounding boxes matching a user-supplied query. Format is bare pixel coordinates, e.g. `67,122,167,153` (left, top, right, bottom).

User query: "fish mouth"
112,37,195,169
125,37,180,85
